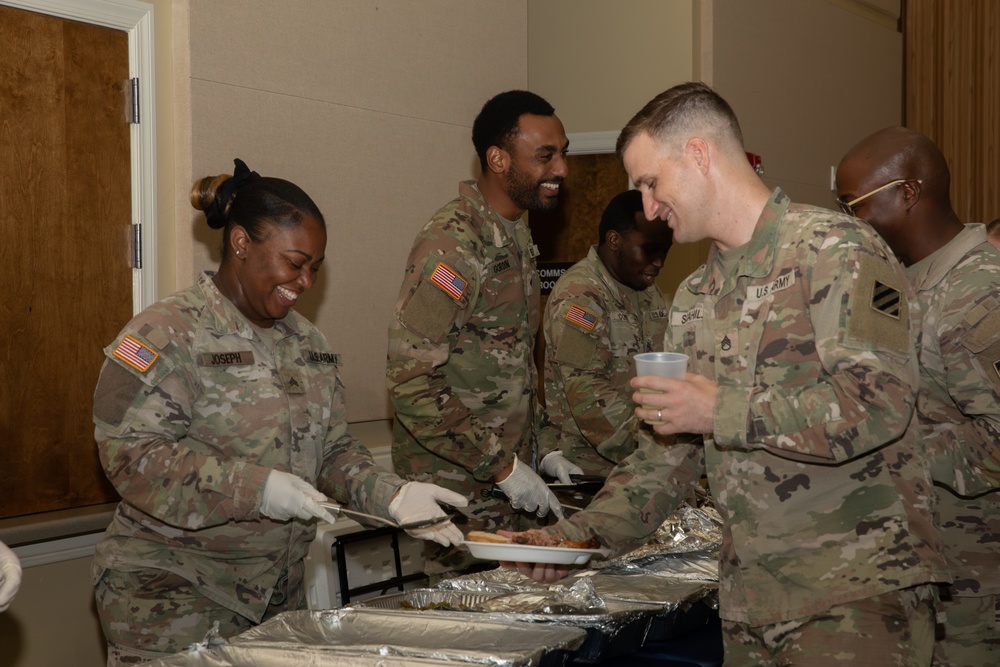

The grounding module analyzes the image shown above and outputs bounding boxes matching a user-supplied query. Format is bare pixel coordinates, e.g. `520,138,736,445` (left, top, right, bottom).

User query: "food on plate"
465,530,512,544
466,529,600,550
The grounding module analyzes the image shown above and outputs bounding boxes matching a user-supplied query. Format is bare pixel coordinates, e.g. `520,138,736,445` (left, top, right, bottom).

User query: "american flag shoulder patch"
565,304,598,331
429,262,468,301
113,334,159,373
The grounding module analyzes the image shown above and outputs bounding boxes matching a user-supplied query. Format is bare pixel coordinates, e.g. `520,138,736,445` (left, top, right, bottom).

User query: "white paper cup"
634,352,688,380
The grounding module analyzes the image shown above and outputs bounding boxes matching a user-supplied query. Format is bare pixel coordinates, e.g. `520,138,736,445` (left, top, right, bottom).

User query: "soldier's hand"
259,470,337,524
631,373,718,436
539,451,584,485
388,482,468,546
496,530,570,583
495,458,564,518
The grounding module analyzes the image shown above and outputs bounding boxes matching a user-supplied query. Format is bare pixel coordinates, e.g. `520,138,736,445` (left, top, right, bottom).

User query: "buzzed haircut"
472,90,556,171
616,81,744,159
988,218,1000,238
598,190,645,246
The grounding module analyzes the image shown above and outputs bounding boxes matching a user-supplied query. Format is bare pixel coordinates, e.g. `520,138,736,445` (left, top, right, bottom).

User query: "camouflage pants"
933,592,1000,667
95,564,304,665
722,584,936,667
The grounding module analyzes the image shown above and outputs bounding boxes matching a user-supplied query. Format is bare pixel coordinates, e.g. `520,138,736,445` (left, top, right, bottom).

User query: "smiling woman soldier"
90,159,466,665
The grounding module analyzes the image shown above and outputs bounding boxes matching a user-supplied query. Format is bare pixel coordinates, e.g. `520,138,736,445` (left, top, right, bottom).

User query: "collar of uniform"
591,244,647,309
694,187,790,295
905,222,989,291
458,179,516,249
198,271,301,339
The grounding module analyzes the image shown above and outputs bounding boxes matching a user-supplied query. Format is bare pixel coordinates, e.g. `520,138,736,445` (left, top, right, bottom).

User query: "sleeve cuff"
713,384,754,448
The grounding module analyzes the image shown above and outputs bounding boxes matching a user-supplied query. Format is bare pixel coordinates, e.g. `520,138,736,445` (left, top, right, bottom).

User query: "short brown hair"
616,82,744,159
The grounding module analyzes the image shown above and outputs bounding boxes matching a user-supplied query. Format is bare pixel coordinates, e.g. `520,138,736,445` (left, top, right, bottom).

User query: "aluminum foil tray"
351,589,660,664
146,644,485,667
225,607,587,667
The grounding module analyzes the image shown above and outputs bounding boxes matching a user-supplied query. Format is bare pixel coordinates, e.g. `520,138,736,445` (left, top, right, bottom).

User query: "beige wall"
710,0,902,208
527,0,699,301
527,0,694,133
177,0,528,421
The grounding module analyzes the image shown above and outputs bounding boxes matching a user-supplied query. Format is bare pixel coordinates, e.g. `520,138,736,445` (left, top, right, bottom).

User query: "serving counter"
147,504,724,667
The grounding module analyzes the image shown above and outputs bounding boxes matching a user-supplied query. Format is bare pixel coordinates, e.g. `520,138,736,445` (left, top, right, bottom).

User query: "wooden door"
0,6,132,517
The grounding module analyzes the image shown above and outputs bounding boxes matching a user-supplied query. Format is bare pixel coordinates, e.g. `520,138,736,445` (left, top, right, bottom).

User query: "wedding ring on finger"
657,409,663,421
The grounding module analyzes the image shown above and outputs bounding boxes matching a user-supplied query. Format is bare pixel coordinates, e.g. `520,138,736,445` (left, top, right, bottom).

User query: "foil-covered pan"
353,581,662,664
215,607,587,667
146,644,494,667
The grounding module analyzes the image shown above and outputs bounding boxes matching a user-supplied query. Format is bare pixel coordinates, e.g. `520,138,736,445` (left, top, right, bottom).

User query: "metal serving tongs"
319,502,454,531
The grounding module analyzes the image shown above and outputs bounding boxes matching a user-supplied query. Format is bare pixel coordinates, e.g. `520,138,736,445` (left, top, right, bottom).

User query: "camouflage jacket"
903,223,1000,596
557,189,949,625
92,272,402,621
543,246,669,473
387,181,563,525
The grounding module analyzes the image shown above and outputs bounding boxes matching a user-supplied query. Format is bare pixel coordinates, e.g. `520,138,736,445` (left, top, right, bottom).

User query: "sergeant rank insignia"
565,305,598,331
429,262,468,301
113,334,159,373
871,280,901,318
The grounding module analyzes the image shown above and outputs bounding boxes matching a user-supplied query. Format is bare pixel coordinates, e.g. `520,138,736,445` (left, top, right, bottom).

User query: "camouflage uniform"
542,245,669,473
901,223,1000,666
91,272,403,661
387,180,562,572
556,190,949,663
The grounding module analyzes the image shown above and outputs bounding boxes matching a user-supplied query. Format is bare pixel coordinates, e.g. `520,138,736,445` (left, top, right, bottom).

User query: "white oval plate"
462,540,603,565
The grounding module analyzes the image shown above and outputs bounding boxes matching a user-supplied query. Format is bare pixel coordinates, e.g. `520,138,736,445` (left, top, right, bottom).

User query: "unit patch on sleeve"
871,280,901,318
429,262,468,301
565,304,598,331
113,334,159,373
845,250,909,354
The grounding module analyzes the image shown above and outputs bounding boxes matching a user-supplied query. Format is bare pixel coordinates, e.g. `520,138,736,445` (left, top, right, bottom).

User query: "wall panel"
182,1,528,421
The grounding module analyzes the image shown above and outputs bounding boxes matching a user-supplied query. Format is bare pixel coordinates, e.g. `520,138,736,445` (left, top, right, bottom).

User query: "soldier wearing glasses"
837,126,1000,667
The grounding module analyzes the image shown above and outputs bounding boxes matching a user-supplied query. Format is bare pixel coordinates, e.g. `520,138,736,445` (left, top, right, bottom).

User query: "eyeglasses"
835,179,921,216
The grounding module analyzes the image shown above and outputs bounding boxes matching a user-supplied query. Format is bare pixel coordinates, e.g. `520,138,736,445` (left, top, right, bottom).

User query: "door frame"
0,0,157,311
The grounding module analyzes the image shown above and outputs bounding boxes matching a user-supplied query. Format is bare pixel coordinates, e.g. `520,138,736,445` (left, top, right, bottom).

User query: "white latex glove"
0,540,22,613
259,470,337,524
496,458,564,519
540,451,584,485
388,482,469,547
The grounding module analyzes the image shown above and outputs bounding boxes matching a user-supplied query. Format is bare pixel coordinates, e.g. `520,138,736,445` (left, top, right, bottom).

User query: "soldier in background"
837,126,1000,667
387,90,582,575
91,160,466,665
510,83,949,666
987,218,1000,251
543,189,672,474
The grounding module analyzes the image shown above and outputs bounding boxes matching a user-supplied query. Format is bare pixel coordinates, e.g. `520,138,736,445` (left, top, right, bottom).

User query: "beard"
507,160,561,212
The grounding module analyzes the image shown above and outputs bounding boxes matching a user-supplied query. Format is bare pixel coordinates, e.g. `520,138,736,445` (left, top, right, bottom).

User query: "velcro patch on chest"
429,262,468,301
490,257,512,275
198,351,255,367
670,306,705,327
565,304,599,331
745,271,795,301
113,334,159,373
305,351,340,365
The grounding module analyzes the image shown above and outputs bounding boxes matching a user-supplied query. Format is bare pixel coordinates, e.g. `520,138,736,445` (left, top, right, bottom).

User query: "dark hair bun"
190,173,232,229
